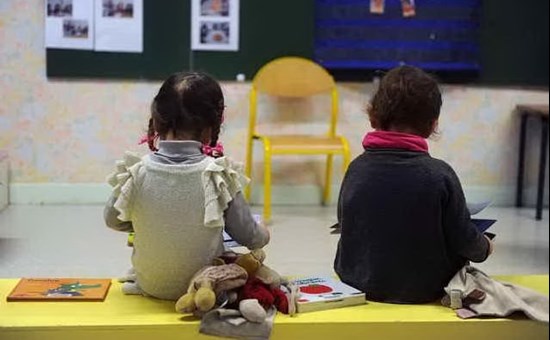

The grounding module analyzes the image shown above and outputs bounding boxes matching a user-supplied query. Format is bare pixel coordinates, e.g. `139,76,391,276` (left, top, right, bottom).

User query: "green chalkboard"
47,0,314,81
479,0,549,87
47,0,548,86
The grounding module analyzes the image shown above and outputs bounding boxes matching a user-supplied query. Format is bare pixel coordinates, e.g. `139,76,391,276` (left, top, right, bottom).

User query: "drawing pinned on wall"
370,0,385,14
47,0,73,17
102,0,134,18
201,0,230,17
63,19,89,39
200,22,230,45
45,0,94,50
192,0,240,51
401,0,416,17
95,0,143,52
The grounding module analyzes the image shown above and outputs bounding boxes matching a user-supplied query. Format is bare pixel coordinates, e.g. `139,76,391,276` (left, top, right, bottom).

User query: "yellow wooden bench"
0,276,548,340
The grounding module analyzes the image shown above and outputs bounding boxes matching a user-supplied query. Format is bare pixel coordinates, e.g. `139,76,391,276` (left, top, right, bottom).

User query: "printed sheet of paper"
94,0,143,52
191,0,240,51
370,0,385,14
467,201,492,216
45,0,94,50
401,0,416,17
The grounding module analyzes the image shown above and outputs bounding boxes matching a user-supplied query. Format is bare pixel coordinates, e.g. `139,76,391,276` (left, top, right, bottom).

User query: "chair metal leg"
245,138,254,201
263,139,272,224
341,137,352,172
323,155,334,205
536,117,548,220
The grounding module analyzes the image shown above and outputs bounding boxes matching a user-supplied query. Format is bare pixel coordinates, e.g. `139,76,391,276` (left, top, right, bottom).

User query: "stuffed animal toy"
216,250,289,314
218,250,283,289
176,250,288,323
176,263,248,314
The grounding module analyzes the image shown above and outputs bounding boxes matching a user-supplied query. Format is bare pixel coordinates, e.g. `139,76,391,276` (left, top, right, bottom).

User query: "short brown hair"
368,66,442,138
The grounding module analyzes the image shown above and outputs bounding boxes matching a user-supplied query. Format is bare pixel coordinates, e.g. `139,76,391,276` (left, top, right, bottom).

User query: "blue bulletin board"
315,0,481,71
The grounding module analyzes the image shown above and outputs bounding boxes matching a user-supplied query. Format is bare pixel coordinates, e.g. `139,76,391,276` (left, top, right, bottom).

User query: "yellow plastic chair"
244,57,352,223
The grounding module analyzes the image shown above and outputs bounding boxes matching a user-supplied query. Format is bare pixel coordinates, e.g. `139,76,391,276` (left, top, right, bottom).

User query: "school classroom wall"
0,2,548,207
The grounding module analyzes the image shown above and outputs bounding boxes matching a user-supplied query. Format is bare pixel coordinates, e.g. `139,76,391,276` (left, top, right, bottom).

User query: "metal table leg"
536,117,548,220
516,113,528,207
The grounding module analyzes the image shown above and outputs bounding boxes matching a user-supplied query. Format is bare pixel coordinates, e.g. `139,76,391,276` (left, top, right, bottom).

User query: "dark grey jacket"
335,148,490,303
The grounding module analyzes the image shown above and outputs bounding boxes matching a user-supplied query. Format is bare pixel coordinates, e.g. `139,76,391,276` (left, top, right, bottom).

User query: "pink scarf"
362,130,429,153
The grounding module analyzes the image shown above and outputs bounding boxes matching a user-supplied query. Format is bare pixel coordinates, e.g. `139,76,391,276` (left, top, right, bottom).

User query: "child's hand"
261,222,272,243
484,235,494,256
251,214,270,245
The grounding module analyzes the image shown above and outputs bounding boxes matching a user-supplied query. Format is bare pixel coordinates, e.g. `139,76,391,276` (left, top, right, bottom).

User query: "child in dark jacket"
334,66,494,304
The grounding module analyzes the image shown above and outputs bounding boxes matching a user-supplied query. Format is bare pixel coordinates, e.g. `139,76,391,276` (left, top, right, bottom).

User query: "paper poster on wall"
94,0,143,52
45,0,94,50
191,0,240,51
370,0,385,14
401,0,416,17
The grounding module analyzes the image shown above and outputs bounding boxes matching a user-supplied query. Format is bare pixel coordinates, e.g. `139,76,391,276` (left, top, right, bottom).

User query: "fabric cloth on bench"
444,266,549,323
199,306,277,340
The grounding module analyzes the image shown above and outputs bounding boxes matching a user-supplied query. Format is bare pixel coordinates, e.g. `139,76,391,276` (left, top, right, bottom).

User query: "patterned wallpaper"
0,1,548,199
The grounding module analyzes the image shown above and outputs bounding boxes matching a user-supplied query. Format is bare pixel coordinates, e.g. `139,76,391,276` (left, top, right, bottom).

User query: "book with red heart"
291,277,366,313
7,278,112,302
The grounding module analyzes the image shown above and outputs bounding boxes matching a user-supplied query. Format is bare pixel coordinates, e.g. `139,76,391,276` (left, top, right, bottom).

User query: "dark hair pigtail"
210,114,221,147
147,118,158,152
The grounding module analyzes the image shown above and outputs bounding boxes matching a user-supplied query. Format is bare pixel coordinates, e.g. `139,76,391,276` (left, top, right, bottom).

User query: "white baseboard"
8,183,549,207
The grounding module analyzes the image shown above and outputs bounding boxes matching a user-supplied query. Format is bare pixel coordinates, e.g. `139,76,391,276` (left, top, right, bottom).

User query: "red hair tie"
202,142,224,158
138,134,150,145
138,134,159,151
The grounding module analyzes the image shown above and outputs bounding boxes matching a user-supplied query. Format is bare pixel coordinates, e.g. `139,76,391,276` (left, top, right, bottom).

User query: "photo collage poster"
45,0,143,52
95,0,143,52
46,0,94,50
191,0,240,51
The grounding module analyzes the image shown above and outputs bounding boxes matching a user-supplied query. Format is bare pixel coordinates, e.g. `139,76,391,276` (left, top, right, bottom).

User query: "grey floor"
0,205,548,279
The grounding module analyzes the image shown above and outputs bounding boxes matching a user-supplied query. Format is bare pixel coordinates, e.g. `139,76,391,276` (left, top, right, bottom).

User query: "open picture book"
468,201,497,239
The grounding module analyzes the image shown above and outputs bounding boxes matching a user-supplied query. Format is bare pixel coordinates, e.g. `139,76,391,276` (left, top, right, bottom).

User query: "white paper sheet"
45,0,94,50
94,0,143,53
467,201,492,216
223,231,241,248
191,0,240,51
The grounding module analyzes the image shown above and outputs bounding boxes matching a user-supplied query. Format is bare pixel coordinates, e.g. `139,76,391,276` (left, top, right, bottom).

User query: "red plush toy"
239,278,288,314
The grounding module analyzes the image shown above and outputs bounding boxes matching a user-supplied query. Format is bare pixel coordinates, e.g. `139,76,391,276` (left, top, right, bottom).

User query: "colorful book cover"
291,277,366,313
7,278,112,302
